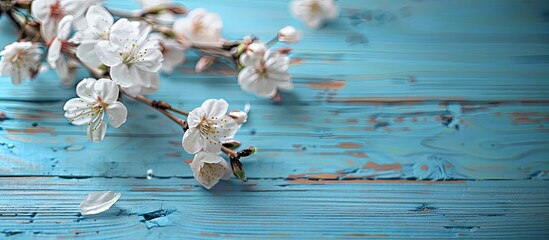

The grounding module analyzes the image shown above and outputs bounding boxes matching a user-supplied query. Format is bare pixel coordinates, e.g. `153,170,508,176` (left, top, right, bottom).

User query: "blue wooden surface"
1,0,549,238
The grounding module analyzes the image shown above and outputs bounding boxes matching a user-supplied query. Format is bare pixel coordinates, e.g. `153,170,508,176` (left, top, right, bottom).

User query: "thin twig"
129,94,188,129
156,108,188,130
221,146,237,158
132,94,189,116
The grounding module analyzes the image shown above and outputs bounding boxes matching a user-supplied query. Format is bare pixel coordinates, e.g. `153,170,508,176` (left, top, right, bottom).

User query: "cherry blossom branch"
0,0,310,190
132,94,189,117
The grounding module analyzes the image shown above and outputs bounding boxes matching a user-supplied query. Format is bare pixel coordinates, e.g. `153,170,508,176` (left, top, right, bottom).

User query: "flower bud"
278,26,301,43
228,110,248,125
230,156,247,181
245,42,267,58
222,139,241,150
238,146,256,158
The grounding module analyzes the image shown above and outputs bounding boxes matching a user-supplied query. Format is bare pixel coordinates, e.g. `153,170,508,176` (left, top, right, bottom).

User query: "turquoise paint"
0,0,549,238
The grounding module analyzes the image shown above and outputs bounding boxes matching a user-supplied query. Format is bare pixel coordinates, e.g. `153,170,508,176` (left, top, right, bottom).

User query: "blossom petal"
41,21,58,43
63,98,93,125
201,99,228,120
237,67,259,85
133,47,163,72
268,72,292,83
47,39,61,68
106,102,128,128
219,159,232,180
31,0,53,22
94,78,119,103
110,64,137,88
57,15,73,40
76,43,102,67
76,78,98,101
202,139,222,155
86,5,114,32
187,107,206,129
265,53,290,71
109,18,139,50
182,130,203,154
87,111,107,142
240,77,277,98
55,57,72,85
80,191,121,215
95,41,123,67
216,116,239,140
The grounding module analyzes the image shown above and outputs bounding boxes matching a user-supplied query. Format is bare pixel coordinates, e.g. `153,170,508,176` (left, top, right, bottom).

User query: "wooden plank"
0,0,548,238
1,0,548,180
0,177,548,239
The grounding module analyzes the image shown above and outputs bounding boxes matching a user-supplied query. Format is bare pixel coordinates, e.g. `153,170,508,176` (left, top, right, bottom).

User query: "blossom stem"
266,36,279,48
156,108,188,130
221,146,237,158
128,93,188,129
132,94,189,117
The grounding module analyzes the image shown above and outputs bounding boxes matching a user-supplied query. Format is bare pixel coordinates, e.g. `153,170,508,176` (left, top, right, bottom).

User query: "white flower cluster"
182,99,248,189
0,0,339,189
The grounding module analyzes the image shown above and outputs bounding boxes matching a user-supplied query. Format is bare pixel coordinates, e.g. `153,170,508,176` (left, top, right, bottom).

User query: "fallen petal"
80,191,121,215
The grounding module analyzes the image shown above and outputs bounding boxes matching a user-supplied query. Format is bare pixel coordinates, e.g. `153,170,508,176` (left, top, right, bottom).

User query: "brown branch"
128,94,188,129
221,146,237,158
132,94,189,117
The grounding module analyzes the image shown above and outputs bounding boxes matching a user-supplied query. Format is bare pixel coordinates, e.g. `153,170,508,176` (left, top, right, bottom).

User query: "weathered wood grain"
0,177,548,239
1,0,549,238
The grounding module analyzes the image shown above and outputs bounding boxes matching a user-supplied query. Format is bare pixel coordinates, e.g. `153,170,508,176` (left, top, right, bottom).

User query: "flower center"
198,117,217,137
309,0,322,15
118,41,148,64
91,96,109,113
192,20,204,35
49,0,63,20
257,60,268,77
196,115,232,146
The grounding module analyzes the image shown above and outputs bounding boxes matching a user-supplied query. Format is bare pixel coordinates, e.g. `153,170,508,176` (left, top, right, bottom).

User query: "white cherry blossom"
0,42,42,84
31,0,102,42
182,99,238,154
238,51,293,98
47,15,73,85
95,18,163,96
278,26,301,43
190,151,232,189
172,8,223,46
63,78,128,142
290,0,338,29
70,5,113,67
149,33,186,74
